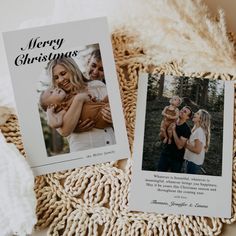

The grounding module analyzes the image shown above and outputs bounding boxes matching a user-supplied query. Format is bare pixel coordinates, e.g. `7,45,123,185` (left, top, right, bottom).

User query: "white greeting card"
129,73,234,217
3,18,130,176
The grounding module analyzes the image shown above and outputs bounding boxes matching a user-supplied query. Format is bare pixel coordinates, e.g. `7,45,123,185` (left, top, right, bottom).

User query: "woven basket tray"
1,30,236,236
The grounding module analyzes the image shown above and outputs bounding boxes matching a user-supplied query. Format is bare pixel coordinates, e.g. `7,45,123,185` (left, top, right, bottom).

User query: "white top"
184,127,206,165
67,80,116,152
87,80,108,102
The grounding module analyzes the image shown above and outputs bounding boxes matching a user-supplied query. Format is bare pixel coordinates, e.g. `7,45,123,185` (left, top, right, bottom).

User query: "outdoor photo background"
142,74,224,176
37,44,102,157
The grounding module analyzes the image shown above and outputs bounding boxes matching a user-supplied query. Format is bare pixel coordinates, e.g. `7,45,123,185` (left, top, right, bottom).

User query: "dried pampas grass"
51,0,236,75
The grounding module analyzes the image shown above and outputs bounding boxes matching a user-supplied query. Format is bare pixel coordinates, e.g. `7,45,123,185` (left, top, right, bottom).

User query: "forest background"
142,74,224,176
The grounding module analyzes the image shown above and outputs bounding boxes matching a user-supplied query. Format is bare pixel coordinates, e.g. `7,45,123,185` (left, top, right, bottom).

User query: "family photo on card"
38,46,116,157
130,73,234,218
143,74,223,176
3,18,130,176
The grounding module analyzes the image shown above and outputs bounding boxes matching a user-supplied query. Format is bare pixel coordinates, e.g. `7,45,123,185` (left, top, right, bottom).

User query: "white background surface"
0,0,54,76
0,1,235,235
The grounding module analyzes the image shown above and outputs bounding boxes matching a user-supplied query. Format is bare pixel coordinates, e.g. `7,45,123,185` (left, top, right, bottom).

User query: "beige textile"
1,30,236,235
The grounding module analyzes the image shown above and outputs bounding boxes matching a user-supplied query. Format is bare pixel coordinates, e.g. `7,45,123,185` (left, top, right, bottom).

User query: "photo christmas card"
129,73,234,218
3,18,130,176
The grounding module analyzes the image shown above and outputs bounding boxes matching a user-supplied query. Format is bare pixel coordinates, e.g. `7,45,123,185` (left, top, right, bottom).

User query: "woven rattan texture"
1,30,236,235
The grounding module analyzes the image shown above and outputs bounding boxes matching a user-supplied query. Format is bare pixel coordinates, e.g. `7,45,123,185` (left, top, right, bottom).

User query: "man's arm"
172,124,188,149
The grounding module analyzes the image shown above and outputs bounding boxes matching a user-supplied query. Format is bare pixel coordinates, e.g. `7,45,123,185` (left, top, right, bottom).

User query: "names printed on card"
85,150,115,159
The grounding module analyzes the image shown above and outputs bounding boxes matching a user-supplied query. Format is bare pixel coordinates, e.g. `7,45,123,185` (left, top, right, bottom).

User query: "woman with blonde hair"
45,56,115,152
47,57,88,94
184,109,211,174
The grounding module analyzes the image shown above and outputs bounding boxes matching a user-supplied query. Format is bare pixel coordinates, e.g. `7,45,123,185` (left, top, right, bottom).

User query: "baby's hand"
46,105,55,114
46,106,65,128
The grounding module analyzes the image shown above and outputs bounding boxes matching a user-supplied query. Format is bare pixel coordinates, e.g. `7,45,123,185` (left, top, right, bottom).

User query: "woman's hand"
186,139,203,154
75,119,95,132
101,106,112,124
185,140,190,149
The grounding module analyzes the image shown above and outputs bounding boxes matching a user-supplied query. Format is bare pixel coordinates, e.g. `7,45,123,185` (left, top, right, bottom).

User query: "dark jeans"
185,160,202,174
157,151,184,173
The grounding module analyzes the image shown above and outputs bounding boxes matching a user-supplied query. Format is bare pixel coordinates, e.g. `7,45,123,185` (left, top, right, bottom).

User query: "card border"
3,17,130,176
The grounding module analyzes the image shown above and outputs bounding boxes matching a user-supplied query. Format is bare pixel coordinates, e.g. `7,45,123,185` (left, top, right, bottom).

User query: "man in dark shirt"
158,106,192,173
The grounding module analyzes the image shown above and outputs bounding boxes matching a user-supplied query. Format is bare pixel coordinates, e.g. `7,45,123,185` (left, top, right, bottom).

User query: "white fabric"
184,127,206,165
0,74,16,110
87,80,108,101
67,80,116,152
0,132,36,236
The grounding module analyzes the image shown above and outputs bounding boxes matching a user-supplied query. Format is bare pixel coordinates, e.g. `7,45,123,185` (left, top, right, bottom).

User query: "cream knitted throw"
1,30,235,235
0,131,36,236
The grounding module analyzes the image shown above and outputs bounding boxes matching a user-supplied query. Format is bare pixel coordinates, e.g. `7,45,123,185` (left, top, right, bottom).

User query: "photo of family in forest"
38,45,116,157
142,74,225,176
